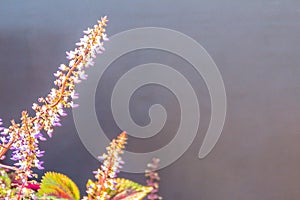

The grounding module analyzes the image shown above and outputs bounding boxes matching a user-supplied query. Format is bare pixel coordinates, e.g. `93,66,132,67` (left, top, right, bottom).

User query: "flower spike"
0,17,109,192
83,132,127,200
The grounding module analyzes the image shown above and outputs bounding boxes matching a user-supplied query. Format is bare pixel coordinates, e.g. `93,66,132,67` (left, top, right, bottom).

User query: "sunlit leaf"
37,172,80,200
109,178,153,200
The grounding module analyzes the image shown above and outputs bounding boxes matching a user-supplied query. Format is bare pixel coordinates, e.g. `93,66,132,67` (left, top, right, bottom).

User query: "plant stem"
0,163,18,171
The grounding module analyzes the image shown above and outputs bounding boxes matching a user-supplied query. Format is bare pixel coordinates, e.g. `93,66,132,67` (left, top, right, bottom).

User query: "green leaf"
37,172,80,200
109,178,153,200
0,169,12,197
39,196,68,200
0,169,11,188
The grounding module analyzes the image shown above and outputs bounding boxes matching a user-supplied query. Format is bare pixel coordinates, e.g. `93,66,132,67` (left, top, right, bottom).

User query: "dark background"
1,0,300,199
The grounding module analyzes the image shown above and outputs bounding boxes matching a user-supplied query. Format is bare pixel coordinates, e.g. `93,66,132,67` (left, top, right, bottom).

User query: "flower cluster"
10,112,45,176
0,17,163,200
146,158,162,200
84,132,127,200
0,16,109,189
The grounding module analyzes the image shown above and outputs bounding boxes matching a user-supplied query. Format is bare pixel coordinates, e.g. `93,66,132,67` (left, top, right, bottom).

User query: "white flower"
66,50,77,60
83,28,93,34
102,33,109,41
58,64,68,71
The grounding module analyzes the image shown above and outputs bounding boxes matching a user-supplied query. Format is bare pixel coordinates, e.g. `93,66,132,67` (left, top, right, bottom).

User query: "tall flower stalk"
84,132,127,200
146,158,162,200
0,17,163,200
0,16,109,196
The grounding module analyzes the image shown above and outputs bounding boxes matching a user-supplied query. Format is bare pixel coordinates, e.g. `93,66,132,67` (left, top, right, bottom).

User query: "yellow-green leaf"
37,172,80,200
109,178,153,200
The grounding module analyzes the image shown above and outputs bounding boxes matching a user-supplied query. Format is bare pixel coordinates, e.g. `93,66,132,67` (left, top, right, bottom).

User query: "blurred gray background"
1,0,300,199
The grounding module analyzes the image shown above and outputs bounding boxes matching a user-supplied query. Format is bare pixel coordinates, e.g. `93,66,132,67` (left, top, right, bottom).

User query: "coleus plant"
0,17,162,200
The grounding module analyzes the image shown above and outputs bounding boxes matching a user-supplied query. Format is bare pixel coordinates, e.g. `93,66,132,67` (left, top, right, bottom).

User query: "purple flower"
47,129,53,138
35,160,44,170
36,150,45,158
34,132,47,141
